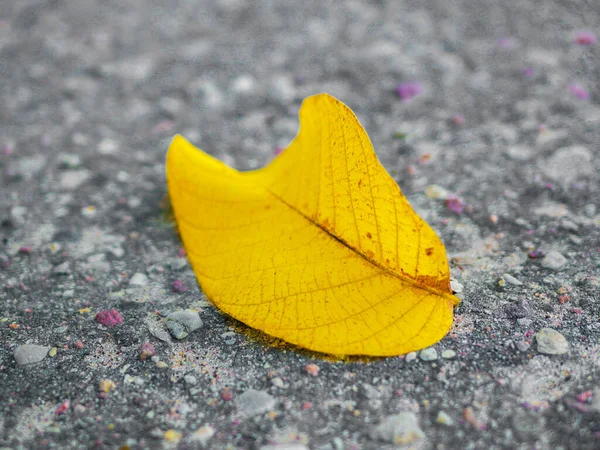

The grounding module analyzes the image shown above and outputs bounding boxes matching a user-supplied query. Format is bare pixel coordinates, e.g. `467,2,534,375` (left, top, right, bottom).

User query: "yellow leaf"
166,93,459,356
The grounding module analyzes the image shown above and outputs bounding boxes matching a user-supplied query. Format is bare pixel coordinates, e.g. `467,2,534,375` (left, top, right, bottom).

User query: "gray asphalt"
1,1,599,449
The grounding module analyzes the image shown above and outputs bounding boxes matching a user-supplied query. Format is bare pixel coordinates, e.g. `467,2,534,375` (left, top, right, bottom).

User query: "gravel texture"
1,1,600,449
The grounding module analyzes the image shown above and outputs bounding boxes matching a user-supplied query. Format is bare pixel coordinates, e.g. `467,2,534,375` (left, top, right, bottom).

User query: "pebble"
48,347,57,357
14,155,47,179
59,169,91,190
52,261,71,275
541,251,567,270
13,344,50,366
505,145,533,161
542,146,593,183
441,350,456,359
184,374,198,385
534,203,569,218
231,74,257,95
236,389,276,417
86,254,111,273
535,328,569,355
370,412,425,445
516,340,531,352
191,425,215,446
517,318,533,327
560,219,579,232
168,258,188,271
271,377,285,388
269,75,296,104
436,410,455,426
584,203,596,218
95,309,123,327
156,361,168,369
535,129,569,152
419,347,438,361
98,138,118,155
165,310,203,339
139,342,156,360
450,279,464,294
144,319,173,343
405,352,417,362
503,273,523,286
129,272,149,287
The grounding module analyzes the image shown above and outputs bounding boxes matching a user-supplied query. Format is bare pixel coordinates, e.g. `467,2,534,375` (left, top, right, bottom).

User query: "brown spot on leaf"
365,250,375,259
425,248,434,256
366,232,372,239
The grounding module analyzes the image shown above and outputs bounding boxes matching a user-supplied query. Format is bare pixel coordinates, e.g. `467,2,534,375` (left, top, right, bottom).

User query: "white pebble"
503,273,523,286
441,350,456,359
535,328,569,355
541,251,567,271
129,272,149,287
370,412,424,445
419,348,438,361
236,389,276,417
405,352,417,362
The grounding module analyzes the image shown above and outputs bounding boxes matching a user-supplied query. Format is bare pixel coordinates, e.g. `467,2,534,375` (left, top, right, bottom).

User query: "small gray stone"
144,319,172,344
450,279,464,294
370,412,425,445
166,320,188,340
86,254,111,273
59,169,91,190
535,328,569,355
165,310,203,340
441,349,456,359
168,258,188,271
503,273,523,286
505,145,534,161
541,251,567,270
584,203,596,218
541,146,593,183
405,352,417,362
14,155,47,179
560,219,579,232
419,347,438,361
517,318,533,327
52,261,71,275
516,340,531,352
184,374,197,385
129,272,149,287
236,389,276,417
271,377,285,388
14,344,51,366
535,129,569,153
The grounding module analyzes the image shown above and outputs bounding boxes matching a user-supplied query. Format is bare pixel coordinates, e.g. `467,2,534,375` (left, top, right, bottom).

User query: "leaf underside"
166,93,459,356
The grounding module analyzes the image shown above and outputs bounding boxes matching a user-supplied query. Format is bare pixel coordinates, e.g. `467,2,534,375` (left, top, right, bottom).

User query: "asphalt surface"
1,1,599,449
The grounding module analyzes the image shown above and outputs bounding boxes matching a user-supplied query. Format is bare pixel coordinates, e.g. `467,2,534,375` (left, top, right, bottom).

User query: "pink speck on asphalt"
95,309,123,327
